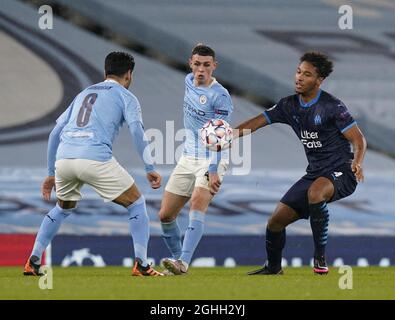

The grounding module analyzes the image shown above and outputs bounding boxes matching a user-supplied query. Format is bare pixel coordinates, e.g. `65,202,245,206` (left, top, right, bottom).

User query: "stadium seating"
52,0,395,155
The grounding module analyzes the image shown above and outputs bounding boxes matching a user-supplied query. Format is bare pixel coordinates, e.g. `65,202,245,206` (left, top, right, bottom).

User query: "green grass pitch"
1,266,395,300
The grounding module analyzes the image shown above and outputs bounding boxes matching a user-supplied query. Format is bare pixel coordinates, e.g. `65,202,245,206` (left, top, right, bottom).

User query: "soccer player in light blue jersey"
159,44,234,275
24,52,163,277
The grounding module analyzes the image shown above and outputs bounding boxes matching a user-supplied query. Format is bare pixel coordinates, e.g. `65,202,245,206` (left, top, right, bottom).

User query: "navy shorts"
280,163,357,219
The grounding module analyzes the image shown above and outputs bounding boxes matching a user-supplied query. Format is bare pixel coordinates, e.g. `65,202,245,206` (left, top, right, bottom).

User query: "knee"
267,216,285,232
158,210,170,223
158,208,176,223
57,200,76,210
190,198,200,210
308,187,325,204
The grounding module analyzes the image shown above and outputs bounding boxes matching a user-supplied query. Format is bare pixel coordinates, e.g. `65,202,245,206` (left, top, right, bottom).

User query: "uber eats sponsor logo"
300,130,322,148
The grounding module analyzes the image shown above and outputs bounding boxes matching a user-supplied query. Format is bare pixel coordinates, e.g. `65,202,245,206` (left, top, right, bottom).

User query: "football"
200,119,233,151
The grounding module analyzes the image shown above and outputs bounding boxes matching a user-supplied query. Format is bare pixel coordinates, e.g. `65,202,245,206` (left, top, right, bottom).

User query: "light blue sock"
180,210,205,265
31,204,72,263
161,219,182,259
127,196,150,267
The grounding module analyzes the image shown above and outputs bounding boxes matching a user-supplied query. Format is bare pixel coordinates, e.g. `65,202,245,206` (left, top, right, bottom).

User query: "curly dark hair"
300,52,333,78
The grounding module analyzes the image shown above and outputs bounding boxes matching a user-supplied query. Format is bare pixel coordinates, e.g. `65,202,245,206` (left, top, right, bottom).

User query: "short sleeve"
333,101,356,133
263,99,287,124
124,95,143,125
213,93,233,122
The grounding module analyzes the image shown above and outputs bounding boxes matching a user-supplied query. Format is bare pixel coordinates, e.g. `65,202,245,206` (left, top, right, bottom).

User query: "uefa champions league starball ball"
200,119,233,151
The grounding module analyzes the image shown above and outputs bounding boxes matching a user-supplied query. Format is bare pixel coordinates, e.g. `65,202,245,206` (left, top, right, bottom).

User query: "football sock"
309,201,329,258
266,227,285,271
31,204,72,263
180,210,205,265
161,219,182,259
128,196,150,267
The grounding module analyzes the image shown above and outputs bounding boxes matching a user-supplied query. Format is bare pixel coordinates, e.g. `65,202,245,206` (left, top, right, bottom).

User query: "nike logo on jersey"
129,215,139,220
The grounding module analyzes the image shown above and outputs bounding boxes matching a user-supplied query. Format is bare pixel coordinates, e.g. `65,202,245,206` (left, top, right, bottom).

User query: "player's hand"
41,176,55,201
147,171,162,189
351,161,364,182
208,172,221,195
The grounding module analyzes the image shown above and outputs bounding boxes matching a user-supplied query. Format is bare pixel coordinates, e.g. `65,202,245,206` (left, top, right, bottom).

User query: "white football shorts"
55,157,134,202
165,154,229,197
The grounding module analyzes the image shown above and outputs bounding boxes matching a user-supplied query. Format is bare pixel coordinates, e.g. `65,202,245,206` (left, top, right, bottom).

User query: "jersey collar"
208,77,217,88
104,79,121,85
189,73,217,88
298,89,322,108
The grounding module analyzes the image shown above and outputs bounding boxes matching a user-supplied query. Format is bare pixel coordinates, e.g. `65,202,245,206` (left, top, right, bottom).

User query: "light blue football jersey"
56,79,143,162
183,73,233,159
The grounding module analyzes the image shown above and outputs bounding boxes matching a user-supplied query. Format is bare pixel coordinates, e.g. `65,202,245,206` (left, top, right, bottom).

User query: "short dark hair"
300,51,333,78
105,51,135,77
191,43,216,60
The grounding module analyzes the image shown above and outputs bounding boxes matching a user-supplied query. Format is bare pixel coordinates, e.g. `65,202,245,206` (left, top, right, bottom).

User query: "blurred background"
1,0,395,268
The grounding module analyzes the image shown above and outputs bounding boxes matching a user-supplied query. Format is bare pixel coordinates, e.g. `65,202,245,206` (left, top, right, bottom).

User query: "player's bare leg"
158,191,190,222
113,184,141,207
267,202,300,232
308,177,334,275
248,202,299,275
190,187,213,212
163,187,213,275
58,200,77,209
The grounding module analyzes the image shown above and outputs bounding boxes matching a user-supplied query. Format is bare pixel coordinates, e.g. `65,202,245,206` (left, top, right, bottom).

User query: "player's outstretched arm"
343,124,367,182
234,114,268,139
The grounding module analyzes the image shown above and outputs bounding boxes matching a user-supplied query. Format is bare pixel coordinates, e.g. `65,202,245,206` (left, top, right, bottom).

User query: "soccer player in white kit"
24,52,163,276
160,44,234,275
